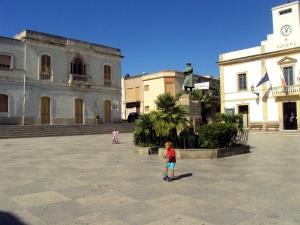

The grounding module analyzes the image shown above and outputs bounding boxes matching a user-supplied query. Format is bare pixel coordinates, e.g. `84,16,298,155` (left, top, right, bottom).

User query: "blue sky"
0,0,286,76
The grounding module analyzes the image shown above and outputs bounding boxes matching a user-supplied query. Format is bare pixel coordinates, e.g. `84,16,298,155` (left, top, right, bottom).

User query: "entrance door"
75,99,83,124
104,100,111,123
41,97,50,124
238,105,249,128
283,102,297,130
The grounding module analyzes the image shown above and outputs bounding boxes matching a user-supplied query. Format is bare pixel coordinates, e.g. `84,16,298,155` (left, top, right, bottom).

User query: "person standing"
112,128,120,144
162,141,176,182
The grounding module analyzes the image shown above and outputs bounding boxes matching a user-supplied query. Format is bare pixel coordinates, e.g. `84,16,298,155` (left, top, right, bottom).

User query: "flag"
256,72,269,87
280,73,286,86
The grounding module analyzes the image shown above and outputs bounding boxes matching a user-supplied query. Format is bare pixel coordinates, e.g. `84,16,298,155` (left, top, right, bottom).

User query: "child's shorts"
167,162,176,169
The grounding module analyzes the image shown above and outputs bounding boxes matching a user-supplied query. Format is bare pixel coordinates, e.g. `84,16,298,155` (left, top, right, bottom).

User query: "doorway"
41,97,50,124
238,105,249,128
75,99,83,124
104,100,111,123
283,102,297,130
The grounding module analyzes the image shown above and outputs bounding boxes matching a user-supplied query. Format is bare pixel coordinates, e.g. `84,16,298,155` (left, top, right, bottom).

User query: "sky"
0,0,288,77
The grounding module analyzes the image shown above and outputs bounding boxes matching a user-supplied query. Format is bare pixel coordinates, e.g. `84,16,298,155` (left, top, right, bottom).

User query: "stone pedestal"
179,94,202,131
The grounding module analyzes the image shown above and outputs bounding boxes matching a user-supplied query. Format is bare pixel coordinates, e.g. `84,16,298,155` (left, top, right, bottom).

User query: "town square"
0,132,300,225
1,0,300,224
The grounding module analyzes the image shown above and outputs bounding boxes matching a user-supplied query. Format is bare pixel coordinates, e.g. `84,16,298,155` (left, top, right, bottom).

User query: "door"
283,102,297,130
75,99,83,124
41,97,50,124
238,105,249,128
104,100,111,123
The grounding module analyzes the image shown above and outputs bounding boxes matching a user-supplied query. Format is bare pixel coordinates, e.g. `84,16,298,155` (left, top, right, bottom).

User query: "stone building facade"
0,30,122,125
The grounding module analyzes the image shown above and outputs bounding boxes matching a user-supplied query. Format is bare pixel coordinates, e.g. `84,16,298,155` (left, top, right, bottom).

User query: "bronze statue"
183,63,194,93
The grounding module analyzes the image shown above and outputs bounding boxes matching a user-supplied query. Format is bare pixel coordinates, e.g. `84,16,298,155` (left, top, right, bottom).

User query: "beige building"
121,70,218,120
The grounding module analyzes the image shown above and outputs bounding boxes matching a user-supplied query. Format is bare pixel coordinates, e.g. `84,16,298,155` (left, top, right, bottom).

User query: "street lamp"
250,85,259,97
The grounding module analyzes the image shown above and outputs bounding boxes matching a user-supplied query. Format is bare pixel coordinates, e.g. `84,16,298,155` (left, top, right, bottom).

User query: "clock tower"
271,1,300,41
262,1,300,51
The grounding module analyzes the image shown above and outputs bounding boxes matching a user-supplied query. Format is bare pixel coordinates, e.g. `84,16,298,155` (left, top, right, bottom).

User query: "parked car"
127,112,139,123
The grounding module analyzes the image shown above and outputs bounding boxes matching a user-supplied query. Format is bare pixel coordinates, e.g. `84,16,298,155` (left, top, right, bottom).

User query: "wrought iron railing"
71,74,89,82
272,84,300,96
40,72,51,80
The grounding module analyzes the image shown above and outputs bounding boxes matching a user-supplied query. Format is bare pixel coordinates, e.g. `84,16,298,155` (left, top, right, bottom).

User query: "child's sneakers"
162,176,168,181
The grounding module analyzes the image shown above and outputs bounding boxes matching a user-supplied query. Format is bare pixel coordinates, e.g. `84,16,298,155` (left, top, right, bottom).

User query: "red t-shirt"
166,147,176,163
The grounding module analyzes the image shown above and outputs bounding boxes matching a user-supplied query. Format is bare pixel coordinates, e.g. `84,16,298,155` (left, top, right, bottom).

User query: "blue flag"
256,72,269,87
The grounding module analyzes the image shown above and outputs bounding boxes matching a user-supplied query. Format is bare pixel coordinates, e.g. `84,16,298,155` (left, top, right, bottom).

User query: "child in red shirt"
163,141,176,182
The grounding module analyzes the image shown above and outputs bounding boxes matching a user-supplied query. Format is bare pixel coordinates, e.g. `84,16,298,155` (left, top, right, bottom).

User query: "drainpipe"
22,43,27,125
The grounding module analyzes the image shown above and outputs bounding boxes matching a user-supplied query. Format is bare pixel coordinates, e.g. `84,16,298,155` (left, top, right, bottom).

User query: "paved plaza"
0,132,299,225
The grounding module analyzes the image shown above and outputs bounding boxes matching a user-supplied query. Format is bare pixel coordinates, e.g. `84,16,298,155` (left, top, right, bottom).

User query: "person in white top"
112,128,120,144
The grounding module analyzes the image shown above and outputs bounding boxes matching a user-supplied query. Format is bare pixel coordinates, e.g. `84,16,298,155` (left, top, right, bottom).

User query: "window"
104,65,111,86
71,57,86,81
279,8,292,15
144,85,149,91
135,87,140,100
238,73,247,90
0,54,11,70
283,66,293,85
0,94,8,112
165,83,174,95
71,58,86,75
145,106,149,112
40,54,51,80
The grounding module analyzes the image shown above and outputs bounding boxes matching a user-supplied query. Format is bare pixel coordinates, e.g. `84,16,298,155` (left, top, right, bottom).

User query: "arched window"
71,57,86,81
0,94,8,112
40,54,51,80
41,55,51,73
71,57,86,75
104,65,111,86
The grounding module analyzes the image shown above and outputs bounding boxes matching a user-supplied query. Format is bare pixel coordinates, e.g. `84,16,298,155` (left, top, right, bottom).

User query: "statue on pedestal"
183,63,194,93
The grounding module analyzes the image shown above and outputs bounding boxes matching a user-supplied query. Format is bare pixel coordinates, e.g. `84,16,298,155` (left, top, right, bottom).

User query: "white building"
0,30,122,125
219,1,300,130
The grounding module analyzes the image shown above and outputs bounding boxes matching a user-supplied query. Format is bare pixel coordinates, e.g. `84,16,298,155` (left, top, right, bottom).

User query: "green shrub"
198,123,238,148
214,113,243,129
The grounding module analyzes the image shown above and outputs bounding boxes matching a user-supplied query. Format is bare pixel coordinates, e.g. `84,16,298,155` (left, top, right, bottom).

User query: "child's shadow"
177,173,193,180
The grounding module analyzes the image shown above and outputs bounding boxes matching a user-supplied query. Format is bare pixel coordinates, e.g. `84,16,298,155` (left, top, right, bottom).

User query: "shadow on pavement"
177,173,193,180
0,211,28,225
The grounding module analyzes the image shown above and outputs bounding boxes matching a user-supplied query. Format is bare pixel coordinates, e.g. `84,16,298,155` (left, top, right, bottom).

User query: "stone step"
0,123,135,139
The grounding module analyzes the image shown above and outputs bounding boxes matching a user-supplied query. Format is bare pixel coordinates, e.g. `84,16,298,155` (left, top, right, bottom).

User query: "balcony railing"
72,74,89,82
40,72,52,80
272,84,300,96
68,74,91,87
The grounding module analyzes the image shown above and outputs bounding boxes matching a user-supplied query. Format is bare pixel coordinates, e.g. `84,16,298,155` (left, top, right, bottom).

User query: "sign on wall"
194,82,209,90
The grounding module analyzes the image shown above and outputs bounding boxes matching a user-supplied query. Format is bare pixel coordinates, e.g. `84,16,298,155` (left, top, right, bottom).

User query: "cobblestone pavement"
0,132,299,225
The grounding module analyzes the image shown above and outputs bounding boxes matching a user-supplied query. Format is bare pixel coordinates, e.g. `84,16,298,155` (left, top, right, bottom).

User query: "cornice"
218,47,300,66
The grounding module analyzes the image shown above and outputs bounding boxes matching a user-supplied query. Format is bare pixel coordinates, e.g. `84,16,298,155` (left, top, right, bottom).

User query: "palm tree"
133,113,154,145
151,93,189,145
155,93,177,113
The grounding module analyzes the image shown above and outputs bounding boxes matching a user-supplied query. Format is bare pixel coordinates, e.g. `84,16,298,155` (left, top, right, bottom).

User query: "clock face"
281,25,292,36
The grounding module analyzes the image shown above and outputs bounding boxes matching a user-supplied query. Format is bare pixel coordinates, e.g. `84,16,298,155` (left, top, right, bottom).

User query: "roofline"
16,29,121,52
0,35,23,44
124,70,218,80
272,0,299,11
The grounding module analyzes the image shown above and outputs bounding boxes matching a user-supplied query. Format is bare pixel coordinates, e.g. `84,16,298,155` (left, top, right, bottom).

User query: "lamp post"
250,85,259,97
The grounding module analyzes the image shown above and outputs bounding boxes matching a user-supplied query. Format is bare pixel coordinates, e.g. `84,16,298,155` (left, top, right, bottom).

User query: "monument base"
179,94,202,131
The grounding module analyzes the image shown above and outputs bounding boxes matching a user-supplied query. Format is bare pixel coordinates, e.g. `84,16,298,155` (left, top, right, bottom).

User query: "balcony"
67,74,91,88
272,84,300,96
40,72,52,81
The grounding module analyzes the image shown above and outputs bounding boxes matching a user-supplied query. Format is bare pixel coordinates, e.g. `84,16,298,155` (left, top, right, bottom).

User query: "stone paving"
0,132,299,225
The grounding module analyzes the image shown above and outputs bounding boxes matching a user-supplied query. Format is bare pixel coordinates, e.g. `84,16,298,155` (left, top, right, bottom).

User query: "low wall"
158,145,250,159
